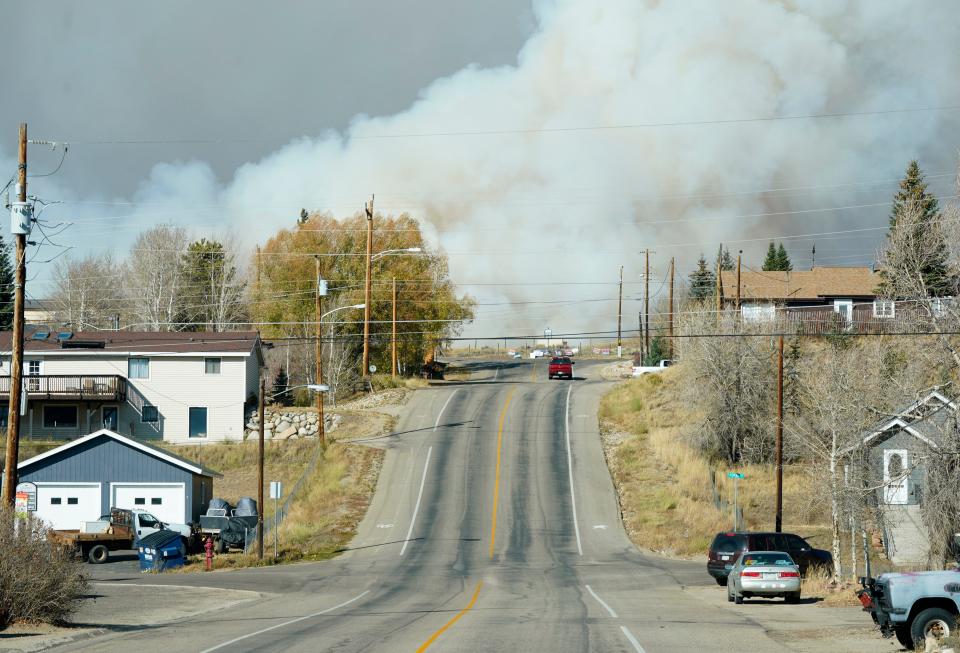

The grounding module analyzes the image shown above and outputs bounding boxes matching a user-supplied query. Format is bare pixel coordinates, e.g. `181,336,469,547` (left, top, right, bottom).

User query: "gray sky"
1,1,533,195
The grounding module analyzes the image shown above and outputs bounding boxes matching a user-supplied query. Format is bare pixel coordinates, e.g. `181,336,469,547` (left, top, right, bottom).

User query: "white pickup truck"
859,569,960,649
51,507,194,563
632,359,673,377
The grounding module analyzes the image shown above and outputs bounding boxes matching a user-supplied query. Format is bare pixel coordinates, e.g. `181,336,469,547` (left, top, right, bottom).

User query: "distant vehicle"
548,357,574,379
707,531,832,585
530,349,546,359
859,569,960,649
511,352,522,359
563,349,575,356
49,507,192,564
632,359,674,377
727,551,801,604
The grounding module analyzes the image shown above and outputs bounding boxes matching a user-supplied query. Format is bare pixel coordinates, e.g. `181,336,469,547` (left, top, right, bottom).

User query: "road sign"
15,481,36,512
727,472,745,479
369,364,377,374
270,481,282,499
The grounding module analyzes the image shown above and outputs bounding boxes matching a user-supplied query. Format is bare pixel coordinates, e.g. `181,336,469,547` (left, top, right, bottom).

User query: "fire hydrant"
204,535,214,571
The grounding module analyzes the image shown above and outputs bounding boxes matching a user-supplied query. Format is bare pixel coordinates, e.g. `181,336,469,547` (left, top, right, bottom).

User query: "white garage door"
35,483,102,530
111,483,185,525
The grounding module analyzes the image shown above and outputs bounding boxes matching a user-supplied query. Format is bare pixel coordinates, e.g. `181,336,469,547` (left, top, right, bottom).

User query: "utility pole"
644,250,651,354
775,334,784,532
715,257,723,328
391,277,398,378
668,257,675,358
361,196,374,381
735,252,742,313
616,265,623,357
257,377,265,559
3,124,28,507
315,258,325,448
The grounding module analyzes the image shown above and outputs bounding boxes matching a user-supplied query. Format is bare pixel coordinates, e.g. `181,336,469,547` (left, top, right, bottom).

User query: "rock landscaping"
244,408,343,440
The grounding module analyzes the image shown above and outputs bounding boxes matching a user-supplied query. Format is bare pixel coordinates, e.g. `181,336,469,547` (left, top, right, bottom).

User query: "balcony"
0,375,127,402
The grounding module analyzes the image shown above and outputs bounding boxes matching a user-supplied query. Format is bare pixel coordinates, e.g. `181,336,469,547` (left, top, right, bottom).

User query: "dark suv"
707,531,833,585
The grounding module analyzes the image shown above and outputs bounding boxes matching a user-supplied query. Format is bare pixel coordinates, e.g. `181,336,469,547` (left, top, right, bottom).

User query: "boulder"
276,420,292,433
277,426,297,440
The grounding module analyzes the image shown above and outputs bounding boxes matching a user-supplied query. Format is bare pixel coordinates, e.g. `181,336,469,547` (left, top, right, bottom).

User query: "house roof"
720,267,881,302
855,389,958,452
16,429,221,477
0,330,261,356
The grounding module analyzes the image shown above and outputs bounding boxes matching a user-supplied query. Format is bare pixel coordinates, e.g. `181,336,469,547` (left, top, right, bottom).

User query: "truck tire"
894,624,913,649
87,544,109,564
909,607,956,648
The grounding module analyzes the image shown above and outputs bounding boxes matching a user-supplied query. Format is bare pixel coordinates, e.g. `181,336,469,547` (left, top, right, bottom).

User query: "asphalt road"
56,359,817,652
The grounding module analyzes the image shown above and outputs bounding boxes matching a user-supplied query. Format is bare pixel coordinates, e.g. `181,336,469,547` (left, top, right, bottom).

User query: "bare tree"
124,225,189,331
50,254,120,330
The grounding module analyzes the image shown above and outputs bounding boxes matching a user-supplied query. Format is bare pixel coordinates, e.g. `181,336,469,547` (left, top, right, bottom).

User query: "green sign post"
727,472,745,530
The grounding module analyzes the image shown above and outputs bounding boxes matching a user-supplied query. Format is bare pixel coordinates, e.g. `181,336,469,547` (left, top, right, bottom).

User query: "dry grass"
599,367,831,558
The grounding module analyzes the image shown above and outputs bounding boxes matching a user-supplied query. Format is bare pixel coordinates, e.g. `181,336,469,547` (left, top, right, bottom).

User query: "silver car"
727,550,801,604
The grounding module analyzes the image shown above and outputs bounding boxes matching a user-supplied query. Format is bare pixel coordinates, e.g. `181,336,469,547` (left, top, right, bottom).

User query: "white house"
0,331,263,444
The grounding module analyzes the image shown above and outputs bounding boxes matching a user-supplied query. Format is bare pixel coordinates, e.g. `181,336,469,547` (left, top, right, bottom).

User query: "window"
128,357,150,379
0,406,7,429
151,497,162,505
134,497,146,505
50,497,62,505
27,360,41,375
189,407,208,438
205,358,221,374
786,534,809,550
138,513,160,528
67,497,78,505
873,299,895,319
141,406,159,423
43,405,78,428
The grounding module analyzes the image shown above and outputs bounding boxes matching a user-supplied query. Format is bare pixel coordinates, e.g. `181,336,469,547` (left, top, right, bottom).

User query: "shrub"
0,509,88,627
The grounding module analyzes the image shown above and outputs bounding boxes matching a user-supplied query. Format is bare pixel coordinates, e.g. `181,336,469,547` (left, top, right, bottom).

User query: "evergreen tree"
775,243,792,272
643,335,669,366
762,242,779,271
271,366,293,407
715,244,735,272
883,160,952,297
688,254,716,301
0,236,13,330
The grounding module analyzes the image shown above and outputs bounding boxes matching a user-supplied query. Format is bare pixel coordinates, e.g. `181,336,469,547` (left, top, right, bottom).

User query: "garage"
111,483,186,524
35,483,102,529
8,428,218,531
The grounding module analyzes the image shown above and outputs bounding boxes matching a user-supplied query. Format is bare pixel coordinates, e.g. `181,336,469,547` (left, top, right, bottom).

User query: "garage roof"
16,429,221,477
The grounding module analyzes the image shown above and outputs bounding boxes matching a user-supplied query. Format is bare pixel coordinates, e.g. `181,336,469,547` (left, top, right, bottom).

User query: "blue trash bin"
138,529,186,572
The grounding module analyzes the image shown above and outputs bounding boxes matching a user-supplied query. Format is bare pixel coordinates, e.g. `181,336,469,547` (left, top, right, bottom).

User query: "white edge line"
199,590,370,653
620,626,647,653
584,584,618,618
400,445,432,556
434,388,460,431
565,384,583,556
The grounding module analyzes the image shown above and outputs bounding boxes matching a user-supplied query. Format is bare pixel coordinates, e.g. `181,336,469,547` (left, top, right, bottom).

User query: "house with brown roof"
718,266,890,325
0,331,263,444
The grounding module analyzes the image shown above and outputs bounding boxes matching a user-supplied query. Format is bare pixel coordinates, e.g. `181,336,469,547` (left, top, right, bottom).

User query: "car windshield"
742,553,794,566
552,357,571,364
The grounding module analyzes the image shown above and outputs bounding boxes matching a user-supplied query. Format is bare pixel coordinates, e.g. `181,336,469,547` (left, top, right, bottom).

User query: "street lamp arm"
371,247,422,262
267,383,329,400
320,304,365,322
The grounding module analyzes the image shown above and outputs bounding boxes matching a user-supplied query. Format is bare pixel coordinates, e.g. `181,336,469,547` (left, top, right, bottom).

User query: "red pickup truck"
548,357,574,379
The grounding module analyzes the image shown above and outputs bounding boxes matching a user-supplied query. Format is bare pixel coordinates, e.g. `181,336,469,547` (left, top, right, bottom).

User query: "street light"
363,246,424,379
322,304,365,321
257,380,328,559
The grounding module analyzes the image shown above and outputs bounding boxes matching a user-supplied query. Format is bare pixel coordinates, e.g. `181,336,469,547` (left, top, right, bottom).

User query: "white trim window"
128,357,150,379
204,357,221,375
43,405,78,429
873,299,896,319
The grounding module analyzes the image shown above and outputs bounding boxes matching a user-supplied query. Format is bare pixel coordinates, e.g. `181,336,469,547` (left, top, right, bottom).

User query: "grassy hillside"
599,368,832,558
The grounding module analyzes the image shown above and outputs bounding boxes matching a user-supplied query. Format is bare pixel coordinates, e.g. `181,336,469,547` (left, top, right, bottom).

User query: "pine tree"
890,160,939,229
715,244,735,272
643,335,669,366
688,254,716,301
775,243,792,272
272,366,293,407
0,235,13,330
762,242,779,271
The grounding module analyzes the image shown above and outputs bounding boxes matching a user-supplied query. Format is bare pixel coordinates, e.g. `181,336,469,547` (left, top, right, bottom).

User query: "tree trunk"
830,453,842,577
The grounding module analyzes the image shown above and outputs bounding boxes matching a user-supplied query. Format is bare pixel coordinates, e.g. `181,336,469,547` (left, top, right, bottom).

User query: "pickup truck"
632,359,673,377
548,357,574,379
858,570,960,649
49,507,192,564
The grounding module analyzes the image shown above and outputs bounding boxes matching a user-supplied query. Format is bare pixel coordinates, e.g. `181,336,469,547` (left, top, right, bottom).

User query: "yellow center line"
489,389,514,559
415,581,484,653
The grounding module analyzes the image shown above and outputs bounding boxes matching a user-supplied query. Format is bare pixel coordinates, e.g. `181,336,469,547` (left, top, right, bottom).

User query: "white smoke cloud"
15,0,960,338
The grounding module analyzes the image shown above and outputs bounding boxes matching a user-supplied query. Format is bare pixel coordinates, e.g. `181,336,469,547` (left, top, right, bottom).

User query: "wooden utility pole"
715,258,723,327
735,252,742,312
391,277,398,377
668,257,675,358
616,266,623,357
315,258,325,448
362,195,374,380
644,250,651,353
257,377,265,559
775,334,784,532
3,124,27,507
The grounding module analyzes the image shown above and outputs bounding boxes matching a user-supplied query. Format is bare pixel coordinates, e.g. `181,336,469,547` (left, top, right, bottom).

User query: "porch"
0,375,127,402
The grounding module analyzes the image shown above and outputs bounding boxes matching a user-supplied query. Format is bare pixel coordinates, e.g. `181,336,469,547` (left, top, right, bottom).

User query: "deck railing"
0,375,127,401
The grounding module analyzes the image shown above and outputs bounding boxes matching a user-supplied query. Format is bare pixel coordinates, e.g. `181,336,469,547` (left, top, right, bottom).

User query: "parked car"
727,551,802,604
529,349,546,359
859,570,960,649
632,359,673,377
548,357,574,379
708,531,832,585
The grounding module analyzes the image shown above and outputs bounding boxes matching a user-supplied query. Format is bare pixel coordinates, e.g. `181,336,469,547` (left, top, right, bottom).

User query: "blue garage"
11,429,218,529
